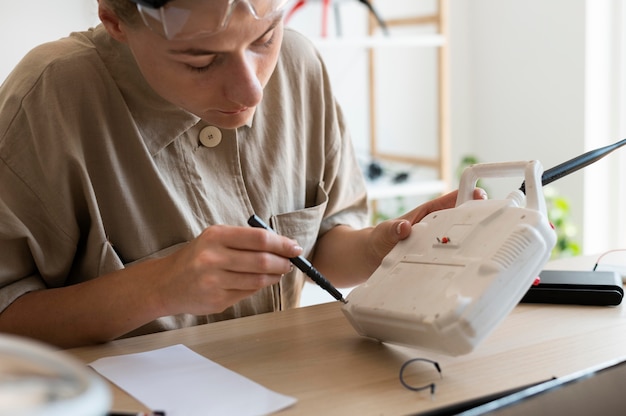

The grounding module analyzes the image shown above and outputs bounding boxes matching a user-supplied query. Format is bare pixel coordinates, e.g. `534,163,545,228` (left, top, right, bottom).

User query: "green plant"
543,186,581,259
370,196,407,224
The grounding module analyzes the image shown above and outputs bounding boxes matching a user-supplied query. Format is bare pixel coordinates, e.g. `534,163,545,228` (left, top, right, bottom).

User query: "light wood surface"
66,298,626,415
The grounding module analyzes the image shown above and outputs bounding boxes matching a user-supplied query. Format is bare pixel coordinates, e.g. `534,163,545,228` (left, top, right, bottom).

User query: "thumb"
372,219,412,260
393,219,413,242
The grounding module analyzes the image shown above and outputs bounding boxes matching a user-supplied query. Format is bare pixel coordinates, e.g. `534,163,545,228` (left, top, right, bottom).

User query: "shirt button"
199,126,222,148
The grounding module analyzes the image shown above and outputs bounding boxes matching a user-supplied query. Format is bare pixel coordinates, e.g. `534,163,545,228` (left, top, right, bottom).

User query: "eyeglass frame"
127,0,293,40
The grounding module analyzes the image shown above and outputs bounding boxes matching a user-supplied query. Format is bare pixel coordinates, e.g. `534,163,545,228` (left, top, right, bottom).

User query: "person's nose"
223,53,263,108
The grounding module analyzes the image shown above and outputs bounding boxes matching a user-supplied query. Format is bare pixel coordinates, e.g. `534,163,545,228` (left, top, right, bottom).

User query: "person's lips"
218,107,248,115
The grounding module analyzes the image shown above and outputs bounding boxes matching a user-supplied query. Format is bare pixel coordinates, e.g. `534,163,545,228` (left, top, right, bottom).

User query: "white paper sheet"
89,344,297,416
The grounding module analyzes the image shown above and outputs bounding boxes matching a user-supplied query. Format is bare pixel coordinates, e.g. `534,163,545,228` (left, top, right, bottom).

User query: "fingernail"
396,221,405,235
293,245,303,254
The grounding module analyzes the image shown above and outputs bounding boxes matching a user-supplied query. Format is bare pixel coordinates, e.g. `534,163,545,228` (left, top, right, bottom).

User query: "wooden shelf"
309,34,446,49
294,1,451,209
365,1,450,206
366,179,446,200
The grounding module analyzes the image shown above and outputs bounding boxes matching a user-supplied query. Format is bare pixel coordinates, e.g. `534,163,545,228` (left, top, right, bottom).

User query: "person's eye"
184,56,217,73
256,29,276,49
185,62,213,73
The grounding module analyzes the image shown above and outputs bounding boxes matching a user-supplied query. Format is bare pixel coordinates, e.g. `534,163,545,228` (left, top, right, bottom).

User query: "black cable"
399,358,442,395
592,249,626,271
333,2,343,36
357,0,389,35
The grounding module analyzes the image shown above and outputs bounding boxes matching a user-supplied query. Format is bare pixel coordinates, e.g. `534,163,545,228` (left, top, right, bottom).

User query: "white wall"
583,0,626,252
448,0,625,253
0,1,99,82
453,0,622,254
449,0,587,243
450,0,587,191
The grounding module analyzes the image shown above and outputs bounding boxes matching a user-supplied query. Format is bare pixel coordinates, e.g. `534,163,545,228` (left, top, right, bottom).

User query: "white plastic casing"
342,161,557,356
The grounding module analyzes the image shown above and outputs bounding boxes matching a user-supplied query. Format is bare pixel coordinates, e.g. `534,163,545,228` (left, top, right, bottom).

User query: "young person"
0,0,486,348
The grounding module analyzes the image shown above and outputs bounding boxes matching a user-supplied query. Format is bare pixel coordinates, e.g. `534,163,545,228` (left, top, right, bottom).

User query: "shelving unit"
306,34,445,49
287,0,451,212
291,1,451,305
365,0,451,208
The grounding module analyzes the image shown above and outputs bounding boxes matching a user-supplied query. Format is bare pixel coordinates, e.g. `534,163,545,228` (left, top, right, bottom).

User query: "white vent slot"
491,231,533,270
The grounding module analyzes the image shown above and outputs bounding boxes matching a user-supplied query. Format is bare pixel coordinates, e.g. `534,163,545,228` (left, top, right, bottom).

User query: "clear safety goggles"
129,0,293,40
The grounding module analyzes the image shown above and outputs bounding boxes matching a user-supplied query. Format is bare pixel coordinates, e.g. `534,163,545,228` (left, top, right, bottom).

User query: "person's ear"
98,2,129,43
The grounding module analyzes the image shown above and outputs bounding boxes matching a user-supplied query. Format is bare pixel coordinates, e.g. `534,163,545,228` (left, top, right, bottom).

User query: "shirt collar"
91,25,201,156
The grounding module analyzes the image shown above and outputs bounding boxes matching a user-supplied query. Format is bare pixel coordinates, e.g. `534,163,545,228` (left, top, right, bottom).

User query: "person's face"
120,2,284,129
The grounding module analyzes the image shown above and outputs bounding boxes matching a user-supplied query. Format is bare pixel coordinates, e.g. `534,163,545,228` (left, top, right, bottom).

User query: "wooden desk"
66,300,626,415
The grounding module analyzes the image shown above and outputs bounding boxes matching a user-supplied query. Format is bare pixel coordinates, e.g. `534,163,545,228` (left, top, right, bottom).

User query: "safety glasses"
129,0,293,40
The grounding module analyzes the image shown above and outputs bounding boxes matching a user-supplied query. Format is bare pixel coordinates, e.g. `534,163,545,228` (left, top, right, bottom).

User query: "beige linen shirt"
0,26,367,337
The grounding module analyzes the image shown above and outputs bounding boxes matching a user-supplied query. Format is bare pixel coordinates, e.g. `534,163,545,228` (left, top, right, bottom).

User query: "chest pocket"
270,181,328,258
270,182,329,308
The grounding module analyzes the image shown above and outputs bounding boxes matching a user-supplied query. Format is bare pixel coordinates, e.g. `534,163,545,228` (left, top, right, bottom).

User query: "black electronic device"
521,270,623,306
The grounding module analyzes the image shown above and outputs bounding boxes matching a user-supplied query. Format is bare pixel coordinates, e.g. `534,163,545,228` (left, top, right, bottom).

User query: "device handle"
456,160,546,214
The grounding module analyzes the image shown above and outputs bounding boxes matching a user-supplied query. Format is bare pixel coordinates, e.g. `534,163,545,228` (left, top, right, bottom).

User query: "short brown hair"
100,0,141,25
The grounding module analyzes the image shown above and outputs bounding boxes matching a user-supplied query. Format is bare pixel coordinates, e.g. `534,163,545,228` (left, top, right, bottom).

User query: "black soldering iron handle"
290,255,346,303
247,214,347,303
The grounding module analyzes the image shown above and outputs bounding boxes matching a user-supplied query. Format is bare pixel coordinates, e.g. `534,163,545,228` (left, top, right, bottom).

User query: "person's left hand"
366,188,487,268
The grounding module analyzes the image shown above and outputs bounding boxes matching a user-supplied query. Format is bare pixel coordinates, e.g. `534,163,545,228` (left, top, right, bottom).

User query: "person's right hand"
150,225,303,316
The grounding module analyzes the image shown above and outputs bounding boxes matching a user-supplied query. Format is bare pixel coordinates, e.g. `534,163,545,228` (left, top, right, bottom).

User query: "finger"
190,242,294,277
200,225,303,258
429,190,460,211
401,190,458,224
369,219,411,261
474,187,488,200
189,274,283,315
216,270,284,291
227,250,294,275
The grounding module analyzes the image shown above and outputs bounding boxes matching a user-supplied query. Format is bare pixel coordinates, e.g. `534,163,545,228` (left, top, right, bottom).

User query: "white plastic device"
342,161,557,356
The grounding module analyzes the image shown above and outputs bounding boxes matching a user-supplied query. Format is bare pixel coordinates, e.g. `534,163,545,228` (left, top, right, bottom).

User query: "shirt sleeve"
290,31,369,235
318,99,369,236
0,47,81,311
0,165,56,311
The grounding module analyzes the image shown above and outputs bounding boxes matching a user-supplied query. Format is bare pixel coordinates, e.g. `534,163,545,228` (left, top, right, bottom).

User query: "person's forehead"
168,0,277,15
182,1,275,24
163,0,280,39
165,14,282,53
